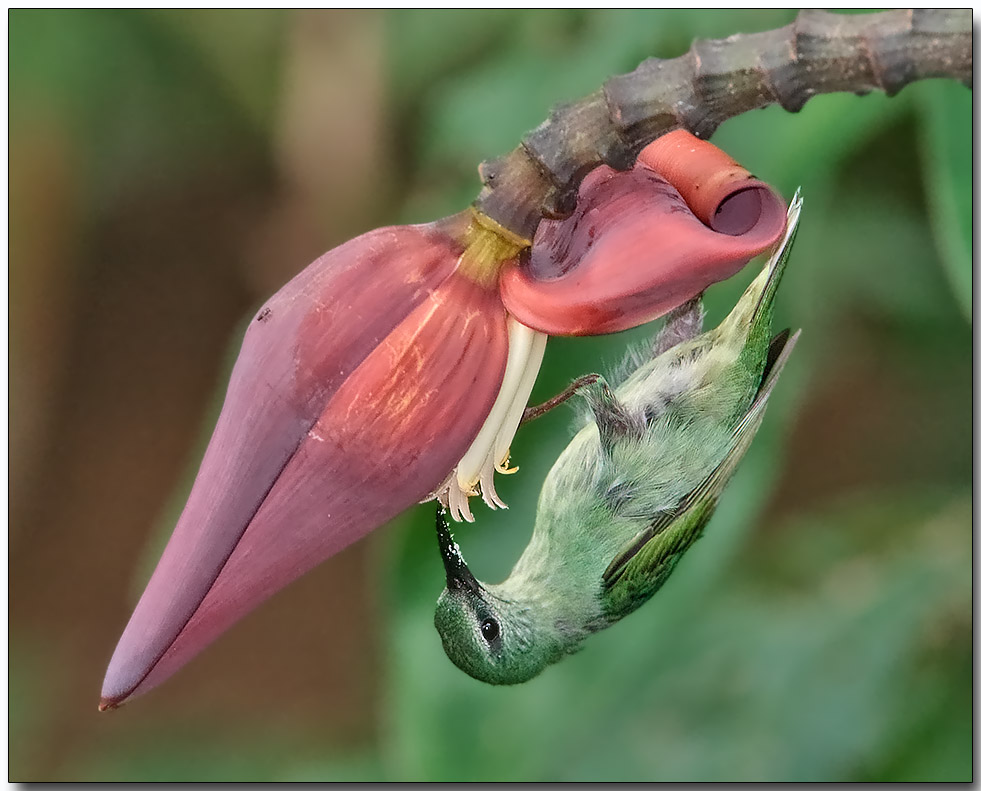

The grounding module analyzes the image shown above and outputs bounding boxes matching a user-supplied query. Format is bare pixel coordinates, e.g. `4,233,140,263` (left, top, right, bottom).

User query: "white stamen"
427,317,547,522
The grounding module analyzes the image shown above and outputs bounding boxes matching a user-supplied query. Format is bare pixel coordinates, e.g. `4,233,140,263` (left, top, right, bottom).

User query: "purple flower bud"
100,214,512,708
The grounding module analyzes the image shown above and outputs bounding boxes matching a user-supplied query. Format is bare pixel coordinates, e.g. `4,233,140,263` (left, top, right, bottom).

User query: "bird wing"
601,329,800,620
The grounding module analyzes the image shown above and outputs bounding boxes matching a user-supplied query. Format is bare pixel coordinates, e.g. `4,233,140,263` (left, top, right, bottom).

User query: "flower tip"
99,673,137,710
98,697,119,712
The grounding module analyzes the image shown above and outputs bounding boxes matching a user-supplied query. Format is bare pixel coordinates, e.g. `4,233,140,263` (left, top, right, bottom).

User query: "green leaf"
916,81,972,320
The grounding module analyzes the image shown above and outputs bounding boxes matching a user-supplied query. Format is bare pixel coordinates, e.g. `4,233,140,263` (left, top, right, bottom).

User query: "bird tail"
751,189,803,326
713,189,802,340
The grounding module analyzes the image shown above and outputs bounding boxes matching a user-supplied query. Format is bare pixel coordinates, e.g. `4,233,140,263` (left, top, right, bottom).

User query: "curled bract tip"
500,130,788,336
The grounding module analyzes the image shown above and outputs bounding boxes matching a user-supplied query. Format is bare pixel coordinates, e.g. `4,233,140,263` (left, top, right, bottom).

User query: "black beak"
435,504,483,596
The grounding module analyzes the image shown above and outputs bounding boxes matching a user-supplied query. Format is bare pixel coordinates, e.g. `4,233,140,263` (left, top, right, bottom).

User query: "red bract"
500,130,788,335
100,215,510,708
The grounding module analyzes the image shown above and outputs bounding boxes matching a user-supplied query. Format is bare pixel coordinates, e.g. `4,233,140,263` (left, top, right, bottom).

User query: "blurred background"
9,9,971,781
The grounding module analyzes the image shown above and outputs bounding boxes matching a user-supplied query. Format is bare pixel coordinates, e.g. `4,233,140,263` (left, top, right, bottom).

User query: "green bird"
433,192,803,685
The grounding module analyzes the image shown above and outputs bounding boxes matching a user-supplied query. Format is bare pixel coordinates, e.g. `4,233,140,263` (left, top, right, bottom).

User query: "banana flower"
100,130,786,709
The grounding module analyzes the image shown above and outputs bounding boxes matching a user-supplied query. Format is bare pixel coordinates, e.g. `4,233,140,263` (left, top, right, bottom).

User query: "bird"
433,192,803,685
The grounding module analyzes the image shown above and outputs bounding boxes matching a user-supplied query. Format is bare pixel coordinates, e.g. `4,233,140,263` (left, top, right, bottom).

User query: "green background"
10,9,972,781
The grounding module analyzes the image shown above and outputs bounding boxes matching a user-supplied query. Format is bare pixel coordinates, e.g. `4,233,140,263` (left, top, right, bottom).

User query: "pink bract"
500,130,788,335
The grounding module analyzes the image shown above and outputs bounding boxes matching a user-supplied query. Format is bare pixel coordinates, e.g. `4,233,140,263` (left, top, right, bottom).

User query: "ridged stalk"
474,9,972,241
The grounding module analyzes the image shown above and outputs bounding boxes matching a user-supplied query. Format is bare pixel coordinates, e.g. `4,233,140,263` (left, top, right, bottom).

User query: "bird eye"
479,617,500,642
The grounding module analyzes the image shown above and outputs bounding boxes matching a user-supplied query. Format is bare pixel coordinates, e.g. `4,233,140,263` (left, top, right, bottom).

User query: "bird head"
433,506,562,685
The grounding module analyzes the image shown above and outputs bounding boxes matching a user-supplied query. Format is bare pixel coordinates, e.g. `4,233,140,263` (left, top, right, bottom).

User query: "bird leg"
651,296,704,357
581,376,646,455
520,297,705,430
520,373,601,425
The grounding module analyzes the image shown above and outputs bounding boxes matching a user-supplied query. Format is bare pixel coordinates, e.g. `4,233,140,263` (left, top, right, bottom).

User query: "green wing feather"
601,330,800,621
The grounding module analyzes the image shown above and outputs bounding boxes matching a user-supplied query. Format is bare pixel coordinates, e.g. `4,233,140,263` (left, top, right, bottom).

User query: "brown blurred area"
10,10,392,779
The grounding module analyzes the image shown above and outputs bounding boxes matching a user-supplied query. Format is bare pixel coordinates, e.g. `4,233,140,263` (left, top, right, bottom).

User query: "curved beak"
435,505,482,596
